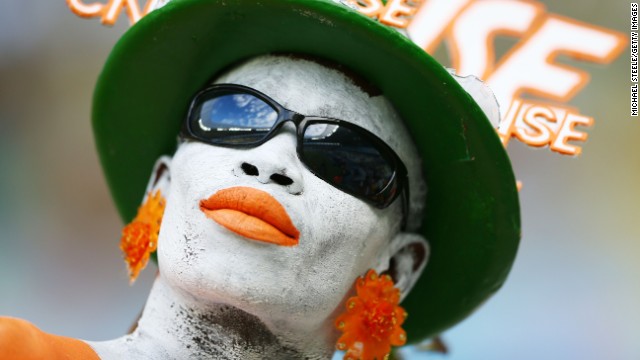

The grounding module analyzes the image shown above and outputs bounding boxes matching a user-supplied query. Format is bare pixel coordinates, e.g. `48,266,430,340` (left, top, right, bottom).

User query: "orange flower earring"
120,190,166,283
335,269,408,360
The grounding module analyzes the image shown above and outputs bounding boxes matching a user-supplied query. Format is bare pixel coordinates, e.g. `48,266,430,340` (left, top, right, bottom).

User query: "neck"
89,276,336,359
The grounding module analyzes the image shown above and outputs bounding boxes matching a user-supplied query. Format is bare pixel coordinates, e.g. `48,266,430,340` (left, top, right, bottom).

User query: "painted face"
157,55,425,332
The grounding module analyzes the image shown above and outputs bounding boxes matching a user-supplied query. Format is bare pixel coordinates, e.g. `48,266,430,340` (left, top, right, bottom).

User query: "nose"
240,162,294,186
233,124,304,195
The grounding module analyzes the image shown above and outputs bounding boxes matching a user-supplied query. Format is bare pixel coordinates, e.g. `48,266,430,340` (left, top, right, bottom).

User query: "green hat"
93,0,520,343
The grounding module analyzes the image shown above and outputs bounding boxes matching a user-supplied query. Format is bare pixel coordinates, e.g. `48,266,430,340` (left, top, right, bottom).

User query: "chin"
164,266,342,332
158,235,346,329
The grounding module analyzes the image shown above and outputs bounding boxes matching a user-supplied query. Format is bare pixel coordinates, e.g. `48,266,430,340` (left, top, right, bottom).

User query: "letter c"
67,0,104,17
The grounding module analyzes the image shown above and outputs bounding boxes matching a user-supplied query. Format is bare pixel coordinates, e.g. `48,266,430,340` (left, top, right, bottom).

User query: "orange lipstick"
199,187,300,246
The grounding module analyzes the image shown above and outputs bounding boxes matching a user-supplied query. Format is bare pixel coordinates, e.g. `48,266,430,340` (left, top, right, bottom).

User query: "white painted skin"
89,56,429,359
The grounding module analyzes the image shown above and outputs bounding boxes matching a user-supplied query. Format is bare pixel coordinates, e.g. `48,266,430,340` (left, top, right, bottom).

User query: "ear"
142,155,172,201
382,233,430,301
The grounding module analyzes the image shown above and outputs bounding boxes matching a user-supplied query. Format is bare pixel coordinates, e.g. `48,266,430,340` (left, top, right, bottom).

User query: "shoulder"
0,316,100,360
0,317,46,359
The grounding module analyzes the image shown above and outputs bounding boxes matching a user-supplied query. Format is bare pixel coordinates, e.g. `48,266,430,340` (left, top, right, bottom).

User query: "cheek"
156,192,202,287
280,178,395,320
298,174,394,280
171,143,237,194
156,145,232,282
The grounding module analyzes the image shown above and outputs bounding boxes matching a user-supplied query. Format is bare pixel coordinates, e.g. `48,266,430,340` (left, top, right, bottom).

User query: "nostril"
241,162,259,176
270,173,294,186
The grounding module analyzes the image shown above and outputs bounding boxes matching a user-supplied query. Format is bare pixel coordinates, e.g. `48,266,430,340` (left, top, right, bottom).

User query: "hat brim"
93,0,520,342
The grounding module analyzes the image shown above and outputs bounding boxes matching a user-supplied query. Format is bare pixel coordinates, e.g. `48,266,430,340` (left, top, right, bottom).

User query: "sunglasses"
180,84,408,214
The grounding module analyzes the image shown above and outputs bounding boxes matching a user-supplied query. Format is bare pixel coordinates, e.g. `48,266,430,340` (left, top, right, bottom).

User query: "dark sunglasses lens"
189,92,278,144
302,123,396,205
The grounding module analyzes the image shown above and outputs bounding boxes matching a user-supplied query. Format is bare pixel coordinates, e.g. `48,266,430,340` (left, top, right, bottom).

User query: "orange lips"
199,187,300,246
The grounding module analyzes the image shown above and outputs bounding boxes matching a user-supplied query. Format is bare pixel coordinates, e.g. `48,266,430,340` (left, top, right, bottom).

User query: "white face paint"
157,55,426,335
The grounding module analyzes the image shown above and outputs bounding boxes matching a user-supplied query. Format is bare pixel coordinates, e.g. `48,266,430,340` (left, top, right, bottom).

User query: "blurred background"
0,1,637,359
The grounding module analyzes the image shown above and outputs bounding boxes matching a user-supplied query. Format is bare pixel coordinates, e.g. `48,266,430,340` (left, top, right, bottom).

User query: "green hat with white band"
92,0,520,343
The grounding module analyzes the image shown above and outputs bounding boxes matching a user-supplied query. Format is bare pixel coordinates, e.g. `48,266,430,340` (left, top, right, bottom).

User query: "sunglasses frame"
180,83,409,221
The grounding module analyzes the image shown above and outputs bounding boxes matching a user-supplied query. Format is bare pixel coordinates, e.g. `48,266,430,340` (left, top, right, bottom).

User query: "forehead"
212,55,413,160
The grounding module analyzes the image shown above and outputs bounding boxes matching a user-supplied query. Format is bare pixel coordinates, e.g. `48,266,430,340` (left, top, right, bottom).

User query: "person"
0,0,520,359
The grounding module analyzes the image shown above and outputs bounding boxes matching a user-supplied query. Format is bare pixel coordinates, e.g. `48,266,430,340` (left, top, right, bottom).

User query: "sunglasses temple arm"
400,179,409,231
